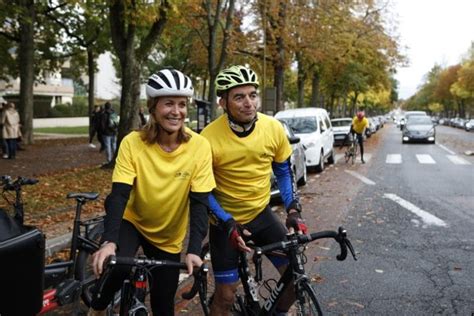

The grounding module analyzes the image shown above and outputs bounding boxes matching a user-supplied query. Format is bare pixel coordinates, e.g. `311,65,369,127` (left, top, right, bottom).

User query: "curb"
45,233,72,257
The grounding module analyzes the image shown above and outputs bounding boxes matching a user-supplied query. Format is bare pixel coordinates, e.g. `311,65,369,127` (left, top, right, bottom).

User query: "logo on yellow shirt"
175,171,191,180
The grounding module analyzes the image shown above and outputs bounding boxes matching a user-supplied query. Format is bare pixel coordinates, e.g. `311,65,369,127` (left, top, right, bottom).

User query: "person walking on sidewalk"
1,102,21,159
89,105,105,150
100,102,118,164
88,69,215,316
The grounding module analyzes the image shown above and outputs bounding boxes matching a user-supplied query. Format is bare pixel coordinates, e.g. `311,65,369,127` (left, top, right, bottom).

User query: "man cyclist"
201,65,307,316
348,109,369,163
89,69,215,316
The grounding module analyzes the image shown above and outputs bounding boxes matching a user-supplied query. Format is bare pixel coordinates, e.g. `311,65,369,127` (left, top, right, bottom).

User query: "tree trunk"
18,0,35,145
87,48,95,134
296,54,306,108
310,71,320,108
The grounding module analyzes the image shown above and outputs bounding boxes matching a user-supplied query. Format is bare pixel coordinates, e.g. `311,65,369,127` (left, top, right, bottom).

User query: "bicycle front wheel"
292,282,322,316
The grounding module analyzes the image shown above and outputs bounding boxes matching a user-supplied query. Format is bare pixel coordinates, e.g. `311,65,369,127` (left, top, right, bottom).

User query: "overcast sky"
394,0,474,99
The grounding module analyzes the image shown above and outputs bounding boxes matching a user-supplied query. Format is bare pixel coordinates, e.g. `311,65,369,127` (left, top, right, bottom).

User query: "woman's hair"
140,97,191,145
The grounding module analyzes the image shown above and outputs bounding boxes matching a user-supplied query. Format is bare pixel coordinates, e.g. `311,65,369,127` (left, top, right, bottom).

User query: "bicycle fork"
121,267,149,316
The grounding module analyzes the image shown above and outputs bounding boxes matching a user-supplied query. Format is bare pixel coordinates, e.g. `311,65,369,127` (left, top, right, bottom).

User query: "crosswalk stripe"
446,155,471,165
386,154,402,164
416,154,436,164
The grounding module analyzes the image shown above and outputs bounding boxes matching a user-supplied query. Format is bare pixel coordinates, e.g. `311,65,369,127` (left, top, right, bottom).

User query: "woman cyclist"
88,69,215,316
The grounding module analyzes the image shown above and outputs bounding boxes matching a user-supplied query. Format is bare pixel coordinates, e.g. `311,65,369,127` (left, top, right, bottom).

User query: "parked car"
402,115,436,143
366,118,376,137
465,119,474,132
331,117,352,145
275,108,335,172
270,121,307,199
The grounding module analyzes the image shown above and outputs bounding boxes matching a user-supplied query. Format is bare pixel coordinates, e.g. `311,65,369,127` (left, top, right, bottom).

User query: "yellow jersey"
201,114,292,224
352,116,369,134
112,129,215,253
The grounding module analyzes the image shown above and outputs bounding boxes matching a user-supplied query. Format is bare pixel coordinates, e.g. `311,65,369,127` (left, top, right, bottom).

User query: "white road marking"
386,154,402,164
416,154,436,164
437,143,456,155
383,193,447,227
344,170,376,185
446,155,471,165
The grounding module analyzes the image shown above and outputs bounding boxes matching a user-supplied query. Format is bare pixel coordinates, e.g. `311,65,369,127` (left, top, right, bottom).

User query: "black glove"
285,212,307,234
223,219,243,250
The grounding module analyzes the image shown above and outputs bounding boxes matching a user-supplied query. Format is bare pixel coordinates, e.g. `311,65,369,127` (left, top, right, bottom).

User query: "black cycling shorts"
209,205,288,284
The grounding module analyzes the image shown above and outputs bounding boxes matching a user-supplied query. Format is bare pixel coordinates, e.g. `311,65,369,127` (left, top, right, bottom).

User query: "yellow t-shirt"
352,116,369,134
201,113,292,224
112,129,215,253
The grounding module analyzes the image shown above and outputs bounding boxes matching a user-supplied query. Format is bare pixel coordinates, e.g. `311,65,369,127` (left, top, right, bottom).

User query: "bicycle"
199,227,357,316
97,255,209,315
0,175,104,314
344,133,358,164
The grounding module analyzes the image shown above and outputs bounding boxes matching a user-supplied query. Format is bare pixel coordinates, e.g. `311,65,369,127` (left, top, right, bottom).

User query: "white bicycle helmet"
146,69,194,98
215,65,259,96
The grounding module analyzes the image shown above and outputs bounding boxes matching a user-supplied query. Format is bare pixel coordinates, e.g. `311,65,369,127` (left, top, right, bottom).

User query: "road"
313,123,474,315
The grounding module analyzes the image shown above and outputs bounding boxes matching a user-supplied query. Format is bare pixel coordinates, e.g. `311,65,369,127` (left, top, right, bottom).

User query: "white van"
275,108,335,172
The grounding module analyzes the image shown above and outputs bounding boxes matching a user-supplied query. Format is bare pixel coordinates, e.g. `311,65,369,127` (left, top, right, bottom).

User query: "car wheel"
327,149,335,164
298,163,307,186
315,150,324,173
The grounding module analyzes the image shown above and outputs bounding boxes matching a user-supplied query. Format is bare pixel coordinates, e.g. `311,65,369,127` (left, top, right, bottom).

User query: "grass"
34,126,89,134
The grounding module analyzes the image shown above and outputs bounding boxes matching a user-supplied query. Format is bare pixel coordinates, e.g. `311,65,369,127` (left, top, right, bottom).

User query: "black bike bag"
0,227,45,316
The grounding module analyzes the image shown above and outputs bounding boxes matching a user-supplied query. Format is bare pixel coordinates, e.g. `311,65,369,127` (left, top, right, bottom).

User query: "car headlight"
426,128,435,136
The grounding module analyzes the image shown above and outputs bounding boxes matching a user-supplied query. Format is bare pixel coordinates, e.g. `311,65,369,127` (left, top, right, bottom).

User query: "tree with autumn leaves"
404,42,474,118
1,0,405,145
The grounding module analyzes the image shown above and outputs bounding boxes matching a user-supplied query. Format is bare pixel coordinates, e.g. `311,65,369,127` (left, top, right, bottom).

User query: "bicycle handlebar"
1,175,39,191
254,226,357,261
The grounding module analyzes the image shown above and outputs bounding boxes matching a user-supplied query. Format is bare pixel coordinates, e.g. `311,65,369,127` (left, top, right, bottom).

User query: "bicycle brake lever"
345,239,357,261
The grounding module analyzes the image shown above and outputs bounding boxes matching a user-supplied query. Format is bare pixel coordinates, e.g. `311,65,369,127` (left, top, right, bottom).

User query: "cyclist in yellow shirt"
350,110,369,163
201,65,307,316
89,69,215,316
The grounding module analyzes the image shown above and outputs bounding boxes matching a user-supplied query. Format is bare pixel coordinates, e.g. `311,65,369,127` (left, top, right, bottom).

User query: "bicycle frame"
234,229,356,316
236,239,308,315
98,255,208,316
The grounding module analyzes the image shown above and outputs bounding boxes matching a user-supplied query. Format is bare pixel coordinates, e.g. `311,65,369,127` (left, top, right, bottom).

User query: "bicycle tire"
352,140,358,165
293,281,322,316
75,221,104,307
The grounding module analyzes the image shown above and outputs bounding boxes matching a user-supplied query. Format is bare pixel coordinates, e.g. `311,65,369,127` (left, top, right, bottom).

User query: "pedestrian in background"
89,105,105,150
1,102,21,159
100,102,118,164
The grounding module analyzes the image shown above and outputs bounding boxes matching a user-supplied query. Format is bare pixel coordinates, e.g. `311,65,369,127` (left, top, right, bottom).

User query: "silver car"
270,121,307,199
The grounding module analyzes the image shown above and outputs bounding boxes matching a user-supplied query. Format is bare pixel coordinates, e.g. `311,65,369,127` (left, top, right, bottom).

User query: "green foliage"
34,126,89,134
47,97,89,117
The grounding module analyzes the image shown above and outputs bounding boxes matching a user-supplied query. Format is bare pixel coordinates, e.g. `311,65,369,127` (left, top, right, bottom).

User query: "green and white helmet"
215,65,259,96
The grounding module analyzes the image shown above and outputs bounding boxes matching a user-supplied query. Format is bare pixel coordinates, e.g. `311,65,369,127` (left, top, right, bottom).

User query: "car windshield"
331,119,352,127
279,117,318,133
407,116,432,125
